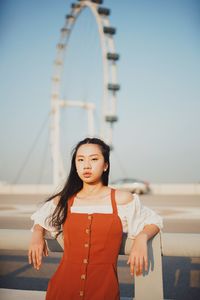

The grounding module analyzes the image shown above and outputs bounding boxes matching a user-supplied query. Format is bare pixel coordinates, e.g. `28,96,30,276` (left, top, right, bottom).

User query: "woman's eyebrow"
77,154,100,157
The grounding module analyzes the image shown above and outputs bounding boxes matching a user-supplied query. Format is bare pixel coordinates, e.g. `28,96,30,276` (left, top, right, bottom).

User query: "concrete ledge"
0,289,46,300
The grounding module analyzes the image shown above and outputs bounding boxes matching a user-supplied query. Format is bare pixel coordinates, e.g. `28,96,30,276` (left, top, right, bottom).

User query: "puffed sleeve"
30,199,59,237
118,193,163,238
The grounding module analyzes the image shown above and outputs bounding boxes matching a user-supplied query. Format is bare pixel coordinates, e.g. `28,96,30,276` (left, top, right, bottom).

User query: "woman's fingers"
28,246,44,270
144,256,148,272
28,249,32,264
127,255,135,276
135,257,143,275
43,243,49,257
36,248,42,269
128,255,148,276
131,256,136,276
139,257,143,272
135,257,140,275
32,249,37,269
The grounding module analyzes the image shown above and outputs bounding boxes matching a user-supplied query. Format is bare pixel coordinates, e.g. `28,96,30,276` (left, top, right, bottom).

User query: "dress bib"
46,188,123,300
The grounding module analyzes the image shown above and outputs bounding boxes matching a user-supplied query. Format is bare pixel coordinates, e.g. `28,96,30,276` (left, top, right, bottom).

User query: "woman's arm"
28,196,60,270
28,224,48,270
139,223,160,240
127,224,160,276
115,189,163,276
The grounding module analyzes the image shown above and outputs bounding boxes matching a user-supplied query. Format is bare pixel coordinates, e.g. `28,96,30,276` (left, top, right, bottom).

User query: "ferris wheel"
50,0,120,187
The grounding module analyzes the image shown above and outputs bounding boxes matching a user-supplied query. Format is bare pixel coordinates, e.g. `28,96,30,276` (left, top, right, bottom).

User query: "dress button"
85,228,90,234
84,243,89,247
88,215,92,220
81,274,86,280
83,258,88,264
80,291,84,296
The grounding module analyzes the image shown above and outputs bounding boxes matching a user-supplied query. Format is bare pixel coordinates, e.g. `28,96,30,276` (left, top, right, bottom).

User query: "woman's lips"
83,172,92,177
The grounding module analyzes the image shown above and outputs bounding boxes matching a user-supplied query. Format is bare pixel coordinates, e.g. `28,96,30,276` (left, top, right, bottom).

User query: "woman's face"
75,143,108,184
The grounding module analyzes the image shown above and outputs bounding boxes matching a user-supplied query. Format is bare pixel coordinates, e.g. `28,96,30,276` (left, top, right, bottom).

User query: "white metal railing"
0,230,200,300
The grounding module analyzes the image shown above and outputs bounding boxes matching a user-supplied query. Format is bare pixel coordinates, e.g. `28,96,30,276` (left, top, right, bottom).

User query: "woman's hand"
28,225,48,270
127,232,148,276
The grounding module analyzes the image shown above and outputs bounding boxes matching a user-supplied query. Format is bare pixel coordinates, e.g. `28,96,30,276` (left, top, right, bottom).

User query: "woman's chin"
82,177,100,184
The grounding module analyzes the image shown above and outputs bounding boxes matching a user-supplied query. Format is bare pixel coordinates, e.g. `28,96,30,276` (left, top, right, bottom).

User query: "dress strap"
111,188,118,215
67,193,77,214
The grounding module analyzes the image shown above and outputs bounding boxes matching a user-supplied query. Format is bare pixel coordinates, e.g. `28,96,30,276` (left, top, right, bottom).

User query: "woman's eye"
92,158,98,161
78,159,84,162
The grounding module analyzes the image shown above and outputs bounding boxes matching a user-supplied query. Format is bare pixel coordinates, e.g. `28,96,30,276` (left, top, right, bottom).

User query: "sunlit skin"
28,143,160,276
75,144,108,186
75,143,108,193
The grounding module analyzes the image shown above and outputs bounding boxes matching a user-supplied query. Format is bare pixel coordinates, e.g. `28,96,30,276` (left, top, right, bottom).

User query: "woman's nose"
83,160,91,169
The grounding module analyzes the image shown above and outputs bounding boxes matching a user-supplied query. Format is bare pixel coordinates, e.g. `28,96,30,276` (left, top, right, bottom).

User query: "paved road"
0,193,200,299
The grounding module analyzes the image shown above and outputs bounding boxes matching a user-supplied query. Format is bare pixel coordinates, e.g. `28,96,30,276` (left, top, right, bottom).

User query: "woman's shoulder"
114,188,134,205
52,195,61,205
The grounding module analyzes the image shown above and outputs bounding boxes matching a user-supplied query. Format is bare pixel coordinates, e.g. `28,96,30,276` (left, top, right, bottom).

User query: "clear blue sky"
0,0,199,184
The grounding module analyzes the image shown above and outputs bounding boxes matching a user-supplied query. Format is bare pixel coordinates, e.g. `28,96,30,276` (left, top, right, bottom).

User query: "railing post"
134,233,164,300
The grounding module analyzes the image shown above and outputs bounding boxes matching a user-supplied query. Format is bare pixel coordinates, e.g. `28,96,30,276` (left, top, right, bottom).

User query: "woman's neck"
78,183,108,198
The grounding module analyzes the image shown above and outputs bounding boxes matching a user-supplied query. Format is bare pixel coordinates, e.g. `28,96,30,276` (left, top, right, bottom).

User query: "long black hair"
46,137,110,229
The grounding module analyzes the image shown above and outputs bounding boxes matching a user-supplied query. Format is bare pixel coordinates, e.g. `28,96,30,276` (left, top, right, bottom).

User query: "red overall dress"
46,188,123,300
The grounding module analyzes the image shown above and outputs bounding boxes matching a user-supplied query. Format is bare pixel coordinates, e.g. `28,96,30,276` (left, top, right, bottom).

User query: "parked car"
110,178,150,194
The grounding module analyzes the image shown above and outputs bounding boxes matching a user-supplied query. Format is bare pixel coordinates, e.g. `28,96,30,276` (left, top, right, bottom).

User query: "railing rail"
1,230,200,300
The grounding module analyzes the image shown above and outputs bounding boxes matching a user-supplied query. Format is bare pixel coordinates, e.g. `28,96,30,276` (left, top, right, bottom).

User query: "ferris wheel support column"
88,2,120,147
51,98,61,187
88,3,110,144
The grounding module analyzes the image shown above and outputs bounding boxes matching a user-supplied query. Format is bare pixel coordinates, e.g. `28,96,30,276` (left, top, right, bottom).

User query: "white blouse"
30,193,163,238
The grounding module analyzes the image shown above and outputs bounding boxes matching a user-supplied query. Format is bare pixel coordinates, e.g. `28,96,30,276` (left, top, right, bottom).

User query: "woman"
28,137,163,300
